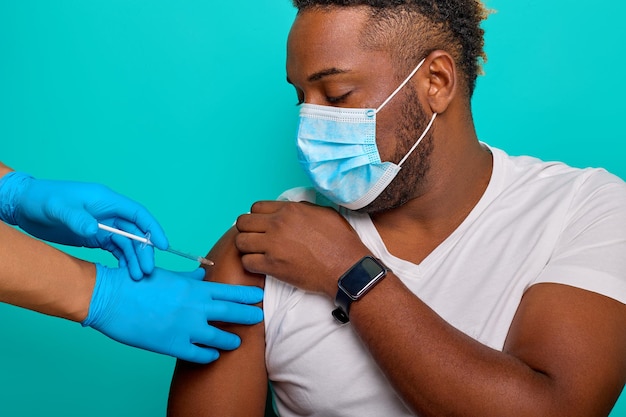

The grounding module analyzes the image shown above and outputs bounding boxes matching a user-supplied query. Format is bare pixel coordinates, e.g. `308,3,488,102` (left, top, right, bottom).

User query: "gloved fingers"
100,195,169,251
206,282,264,304
114,218,157,276
134,240,156,276
108,218,156,278
205,299,264,325
175,344,220,364
137,216,168,251
191,325,242,351
117,253,128,268
101,240,126,267
44,199,98,238
186,268,207,281
110,234,144,280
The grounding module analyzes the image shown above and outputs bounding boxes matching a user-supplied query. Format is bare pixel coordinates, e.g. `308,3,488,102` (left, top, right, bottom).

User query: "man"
168,1,626,416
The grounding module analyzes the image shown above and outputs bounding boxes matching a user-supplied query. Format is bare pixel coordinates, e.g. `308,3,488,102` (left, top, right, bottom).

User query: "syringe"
97,223,214,266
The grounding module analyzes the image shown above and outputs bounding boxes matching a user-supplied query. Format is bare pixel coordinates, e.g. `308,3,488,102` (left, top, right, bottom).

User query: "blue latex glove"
82,264,264,363
0,171,168,279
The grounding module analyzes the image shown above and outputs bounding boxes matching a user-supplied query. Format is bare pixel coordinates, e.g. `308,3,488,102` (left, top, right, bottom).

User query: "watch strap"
332,290,353,323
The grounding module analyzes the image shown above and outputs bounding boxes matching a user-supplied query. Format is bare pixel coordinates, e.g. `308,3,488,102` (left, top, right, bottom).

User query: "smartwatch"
332,256,389,324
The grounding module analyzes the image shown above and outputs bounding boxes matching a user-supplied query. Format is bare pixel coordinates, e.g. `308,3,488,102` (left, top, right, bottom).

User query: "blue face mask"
296,58,437,210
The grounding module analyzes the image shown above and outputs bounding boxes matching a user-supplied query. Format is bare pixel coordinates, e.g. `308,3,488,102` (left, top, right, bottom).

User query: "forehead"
286,7,390,84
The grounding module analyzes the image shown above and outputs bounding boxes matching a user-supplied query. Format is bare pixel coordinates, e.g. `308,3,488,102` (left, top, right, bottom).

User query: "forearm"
348,275,595,417
0,220,95,322
0,162,12,178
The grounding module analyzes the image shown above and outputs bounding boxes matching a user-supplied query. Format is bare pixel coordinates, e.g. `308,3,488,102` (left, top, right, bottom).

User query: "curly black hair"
291,0,488,98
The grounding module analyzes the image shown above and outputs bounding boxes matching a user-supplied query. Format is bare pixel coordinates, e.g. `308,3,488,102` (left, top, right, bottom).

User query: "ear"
418,50,457,114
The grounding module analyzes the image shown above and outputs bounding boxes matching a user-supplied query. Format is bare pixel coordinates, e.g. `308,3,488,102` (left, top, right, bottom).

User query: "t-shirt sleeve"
532,171,626,304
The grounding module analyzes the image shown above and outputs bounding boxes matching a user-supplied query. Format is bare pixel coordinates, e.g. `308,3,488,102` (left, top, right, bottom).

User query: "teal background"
0,1,624,416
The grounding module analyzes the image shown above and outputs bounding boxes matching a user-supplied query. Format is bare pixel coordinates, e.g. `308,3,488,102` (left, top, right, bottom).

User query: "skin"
168,7,626,417
0,161,95,321
0,219,95,322
168,227,267,417
0,162,11,178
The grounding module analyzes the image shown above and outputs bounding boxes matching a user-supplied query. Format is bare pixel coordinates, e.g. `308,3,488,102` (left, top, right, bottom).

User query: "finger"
136,215,168,251
234,230,268,254
96,190,169,250
240,253,271,276
249,200,289,214
111,218,146,240
149,267,205,281
235,212,270,233
176,344,220,364
135,241,156,276
108,245,126,266
123,205,168,250
117,254,128,268
192,325,242,351
206,282,264,304
46,202,98,238
110,234,143,280
205,300,264,326
183,268,206,281
97,229,128,268
113,219,156,276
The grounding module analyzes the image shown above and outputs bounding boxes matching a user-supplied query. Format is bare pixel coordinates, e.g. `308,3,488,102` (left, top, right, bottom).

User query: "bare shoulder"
505,283,626,416
204,226,266,288
168,226,268,417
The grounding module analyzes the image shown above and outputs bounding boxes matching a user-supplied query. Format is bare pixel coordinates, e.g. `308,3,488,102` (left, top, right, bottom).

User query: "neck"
370,115,492,264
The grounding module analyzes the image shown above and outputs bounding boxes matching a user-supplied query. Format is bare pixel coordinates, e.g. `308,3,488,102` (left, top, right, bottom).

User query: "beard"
358,84,435,215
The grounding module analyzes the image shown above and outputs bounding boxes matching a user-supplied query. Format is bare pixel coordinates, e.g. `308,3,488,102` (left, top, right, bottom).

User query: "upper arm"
504,283,626,416
168,226,268,417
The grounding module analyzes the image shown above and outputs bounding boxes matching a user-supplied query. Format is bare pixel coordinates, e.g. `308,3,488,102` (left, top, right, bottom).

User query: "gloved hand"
0,171,168,279
82,264,264,364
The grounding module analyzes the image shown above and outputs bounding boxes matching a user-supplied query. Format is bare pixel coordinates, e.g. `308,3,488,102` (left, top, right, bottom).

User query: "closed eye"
326,91,352,105
292,91,352,106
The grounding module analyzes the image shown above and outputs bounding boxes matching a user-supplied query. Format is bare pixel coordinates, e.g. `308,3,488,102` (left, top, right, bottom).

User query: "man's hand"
235,200,370,297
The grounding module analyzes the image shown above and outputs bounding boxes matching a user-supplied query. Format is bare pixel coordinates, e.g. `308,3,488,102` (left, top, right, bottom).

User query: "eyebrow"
286,67,351,85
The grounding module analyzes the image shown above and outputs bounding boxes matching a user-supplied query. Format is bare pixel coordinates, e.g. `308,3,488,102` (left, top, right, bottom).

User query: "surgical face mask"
296,58,438,210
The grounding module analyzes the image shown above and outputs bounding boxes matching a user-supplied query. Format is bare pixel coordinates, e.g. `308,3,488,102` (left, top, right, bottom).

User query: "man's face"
287,7,435,214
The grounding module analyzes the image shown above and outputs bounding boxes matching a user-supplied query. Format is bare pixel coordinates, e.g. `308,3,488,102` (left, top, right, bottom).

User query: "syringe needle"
97,223,214,266
165,247,215,266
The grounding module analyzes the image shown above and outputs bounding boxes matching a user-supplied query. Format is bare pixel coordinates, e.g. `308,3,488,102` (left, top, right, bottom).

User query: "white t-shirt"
263,146,626,417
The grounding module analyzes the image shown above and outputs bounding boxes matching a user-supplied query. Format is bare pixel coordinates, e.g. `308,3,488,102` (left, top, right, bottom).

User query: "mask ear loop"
375,58,426,114
398,112,437,167
372,56,437,167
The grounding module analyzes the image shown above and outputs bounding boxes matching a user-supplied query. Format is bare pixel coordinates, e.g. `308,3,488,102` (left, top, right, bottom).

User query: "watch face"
340,257,385,298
